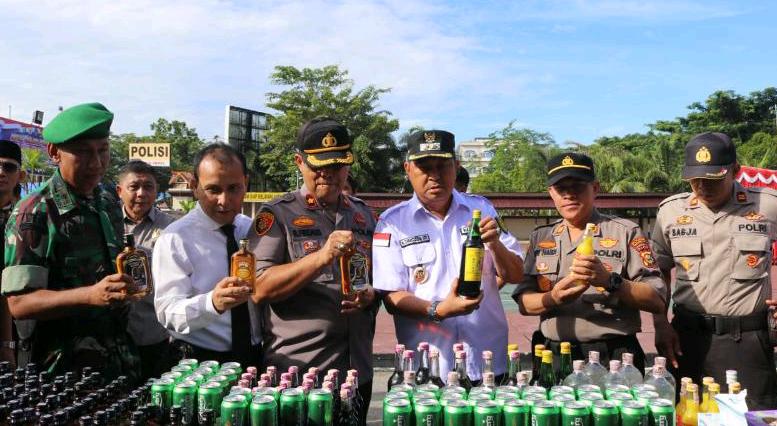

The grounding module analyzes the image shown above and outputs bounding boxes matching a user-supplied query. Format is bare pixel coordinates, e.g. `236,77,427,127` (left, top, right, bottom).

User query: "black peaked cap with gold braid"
546,152,595,186
297,118,354,168
406,130,455,161
682,132,736,180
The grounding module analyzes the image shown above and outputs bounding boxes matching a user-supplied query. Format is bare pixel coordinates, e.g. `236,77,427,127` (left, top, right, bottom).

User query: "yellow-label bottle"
575,223,597,288
116,233,152,297
231,239,256,283
458,209,485,298
681,383,699,426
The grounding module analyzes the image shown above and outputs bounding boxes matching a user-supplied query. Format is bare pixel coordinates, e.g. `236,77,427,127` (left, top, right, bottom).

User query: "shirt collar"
122,205,158,224
194,202,232,231
298,185,350,211
50,169,102,215
410,189,467,219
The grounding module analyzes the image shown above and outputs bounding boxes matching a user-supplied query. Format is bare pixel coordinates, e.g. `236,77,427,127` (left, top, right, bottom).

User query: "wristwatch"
427,301,442,323
606,272,624,293
0,341,15,350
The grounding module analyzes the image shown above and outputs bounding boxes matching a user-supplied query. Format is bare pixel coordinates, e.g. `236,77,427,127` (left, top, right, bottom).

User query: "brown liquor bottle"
457,209,484,298
339,247,370,297
230,239,256,283
116,234,152,296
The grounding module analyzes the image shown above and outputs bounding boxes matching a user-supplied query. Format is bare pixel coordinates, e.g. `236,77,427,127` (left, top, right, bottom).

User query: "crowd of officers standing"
0,102,774,426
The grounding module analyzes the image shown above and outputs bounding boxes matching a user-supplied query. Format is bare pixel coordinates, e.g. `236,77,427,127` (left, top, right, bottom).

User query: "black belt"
674,305,767,335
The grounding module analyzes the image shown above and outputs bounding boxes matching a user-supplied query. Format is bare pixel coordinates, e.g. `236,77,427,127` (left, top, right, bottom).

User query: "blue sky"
1,0,775,145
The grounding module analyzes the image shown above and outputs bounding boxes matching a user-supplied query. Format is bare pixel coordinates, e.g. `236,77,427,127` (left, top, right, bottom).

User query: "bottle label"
125,255,149,293
463,247,484,281
345,251,370,292
235,261,252,280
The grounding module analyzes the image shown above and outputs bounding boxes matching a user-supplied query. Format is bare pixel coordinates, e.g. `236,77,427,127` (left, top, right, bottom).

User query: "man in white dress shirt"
154,144,261,366
372,130,524,383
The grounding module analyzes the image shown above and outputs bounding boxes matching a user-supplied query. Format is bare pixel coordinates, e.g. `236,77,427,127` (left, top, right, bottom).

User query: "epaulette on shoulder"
347,194,367,206
658,192,691,207
265,192,296,206
532,218,563,233
746,186,777,197
604,215,640,230
379,199,409,220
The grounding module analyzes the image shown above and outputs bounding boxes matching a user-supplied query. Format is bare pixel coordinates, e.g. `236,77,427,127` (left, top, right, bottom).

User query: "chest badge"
303,240,321,254
537,240,556,249
676,215,693,225
744,211,764,221
413,265,429,285
292,215,316,228
599,238,617,249
746,254,760,268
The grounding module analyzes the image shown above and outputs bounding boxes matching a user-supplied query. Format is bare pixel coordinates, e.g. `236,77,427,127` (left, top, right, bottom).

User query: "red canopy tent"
736,166,777,264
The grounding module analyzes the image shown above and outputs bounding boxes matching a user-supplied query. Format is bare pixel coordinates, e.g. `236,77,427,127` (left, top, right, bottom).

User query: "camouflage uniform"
2,170,140,382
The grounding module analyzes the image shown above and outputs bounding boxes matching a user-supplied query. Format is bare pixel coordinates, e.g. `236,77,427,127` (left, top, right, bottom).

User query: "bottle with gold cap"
707,383,720,413
730,382,742,394
538,350,556,389
530,344,545,386
676,377,693,425
558,342,573,385
457,209,485,298
502,349,521,387
699,376,715,413
681,383,700,426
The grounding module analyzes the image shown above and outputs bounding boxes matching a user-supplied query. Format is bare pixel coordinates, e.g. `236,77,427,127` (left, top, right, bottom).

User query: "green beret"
42,102,114,144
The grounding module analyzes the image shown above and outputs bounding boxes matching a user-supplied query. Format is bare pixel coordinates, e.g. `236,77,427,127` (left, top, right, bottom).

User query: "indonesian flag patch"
373,232,391,247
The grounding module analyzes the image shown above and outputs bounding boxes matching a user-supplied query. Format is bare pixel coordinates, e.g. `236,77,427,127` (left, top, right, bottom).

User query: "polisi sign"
129,143,170,167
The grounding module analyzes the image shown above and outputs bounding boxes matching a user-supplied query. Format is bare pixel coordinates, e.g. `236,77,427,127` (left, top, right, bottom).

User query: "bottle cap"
340,388,352,399
482,350,493,360
622,353,634,365
430,348,439,358
507,343,519,352
266,366,277,373
541,350,553,363
725,370,738,381
654,357,667,367
483,372,495,385
687,383,698,393
453,343,465,352
609,360,621,372
280,373,292,382
327,369,339,377
322,381,334,391
447,372,459,384
573,360,585,371
509,350,520,360
653,365,665,376
709,383,720,392
403,371,416,383
403,350,415,359
472,209,481,219
302,380,314,390
560,342,571,354
308,367,319,375
455,350,466,360
731,382,741,393
681,377,693,385
288,366,298,374
702,376,715,385
534,344,545,356
418,342,430,351
588,351,600,362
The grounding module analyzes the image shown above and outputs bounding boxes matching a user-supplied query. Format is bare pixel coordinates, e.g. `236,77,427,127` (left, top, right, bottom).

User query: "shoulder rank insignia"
744,211,764,221
599,238,618,248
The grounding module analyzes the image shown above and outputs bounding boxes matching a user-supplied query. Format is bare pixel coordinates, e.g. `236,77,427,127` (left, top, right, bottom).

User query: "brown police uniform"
249,185,378,383
513,210,666,371
652,182,777,409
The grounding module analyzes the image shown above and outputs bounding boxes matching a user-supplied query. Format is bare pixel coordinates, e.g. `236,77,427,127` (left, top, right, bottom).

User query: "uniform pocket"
670,237,701,281
731,233,770,280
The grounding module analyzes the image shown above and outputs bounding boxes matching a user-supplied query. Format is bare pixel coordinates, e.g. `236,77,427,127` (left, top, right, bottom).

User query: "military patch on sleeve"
630,236,656,268
254,211,275,236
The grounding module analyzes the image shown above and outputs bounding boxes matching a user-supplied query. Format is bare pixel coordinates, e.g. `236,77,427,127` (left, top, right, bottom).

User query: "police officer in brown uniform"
250,117,378,423
652,132,777,409
513,152,666,371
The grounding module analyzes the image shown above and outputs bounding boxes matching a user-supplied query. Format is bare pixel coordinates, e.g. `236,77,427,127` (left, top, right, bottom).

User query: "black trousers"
672,316,777,410
137,339,177,381
357,380,372,426
533,330,646,373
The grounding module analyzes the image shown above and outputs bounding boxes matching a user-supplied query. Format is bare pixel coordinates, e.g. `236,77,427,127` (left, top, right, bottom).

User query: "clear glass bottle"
681,383,699,426
454,351,473,391
645,364,675,403
481,350,494,376
562,360,593,390
652,357,676,388
116,234,152,296
604,360,627,390
502,350,521,387
583,351,607,389
620,353,643,387
428,348,445,388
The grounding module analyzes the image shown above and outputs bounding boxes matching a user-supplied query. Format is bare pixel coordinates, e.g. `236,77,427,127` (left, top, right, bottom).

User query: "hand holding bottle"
570,254,610,287
318,231,354,265
439,278,483,317
477,216,501,245
88,273,132,306
211,277,252,313
549,274,589,305
340,285,376,314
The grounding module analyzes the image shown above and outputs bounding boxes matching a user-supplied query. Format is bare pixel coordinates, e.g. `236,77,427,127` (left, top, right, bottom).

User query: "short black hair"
456,166,470,187
192,143,247,181
118,160,158,183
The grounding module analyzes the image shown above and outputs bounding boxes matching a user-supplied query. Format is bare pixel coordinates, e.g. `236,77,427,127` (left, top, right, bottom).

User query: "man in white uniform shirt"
372,130,524,383
154,144,261,366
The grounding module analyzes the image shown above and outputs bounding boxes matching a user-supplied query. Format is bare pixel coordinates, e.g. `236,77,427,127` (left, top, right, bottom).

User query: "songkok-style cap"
296,117,354,168
682,132,736,180
0,140,22,164
406,130,455,161
42,102,114,144
546,152,595,186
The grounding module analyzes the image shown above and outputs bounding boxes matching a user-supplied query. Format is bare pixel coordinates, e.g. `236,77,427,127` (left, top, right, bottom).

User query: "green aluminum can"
151,378,175,416
172,380,198,425
474,400,502,426
630,384,656,398
187,373,206,387
179,358,199,368
279,388,305,426
468,393,493,407
604,384,630,398
561,400,590,426
198,381,224,425
250,394,278,426
496,385,520,397
522,392,548,409
172,364,193,377
384,398,413,426
201,360,220,370
441,386,466,399
415,398,442,426
522,386,547,398
576,384,602,398
220,394,249,426
161,371,184,384
590,400,619,426
443,399,472,426
579,392,605,407
414,391,438,402
222,361,243,374
440,394,463,408
636,391,660,405
417,383,441,399
550,385,575,399
255,387,280,404
530,400,559,426
196,366,216,378
551,393,576,408
648,399,675,426
501,399,529,426
208,375,231,395
220,368,240,385
607,392,633,407
306,389,333,426
619,400,649,426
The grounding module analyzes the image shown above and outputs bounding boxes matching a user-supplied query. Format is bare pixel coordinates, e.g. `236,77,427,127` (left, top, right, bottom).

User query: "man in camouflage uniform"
1,103,140,382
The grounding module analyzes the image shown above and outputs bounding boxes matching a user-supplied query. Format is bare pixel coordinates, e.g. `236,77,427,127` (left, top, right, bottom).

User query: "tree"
262,65,402,192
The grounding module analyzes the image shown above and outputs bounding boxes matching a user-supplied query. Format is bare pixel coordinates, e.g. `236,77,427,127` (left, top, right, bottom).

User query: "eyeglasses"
0,161,19,174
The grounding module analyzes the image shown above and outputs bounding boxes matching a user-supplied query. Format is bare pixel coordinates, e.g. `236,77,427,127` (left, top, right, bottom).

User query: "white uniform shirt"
153,204,260,351
372,190,523,381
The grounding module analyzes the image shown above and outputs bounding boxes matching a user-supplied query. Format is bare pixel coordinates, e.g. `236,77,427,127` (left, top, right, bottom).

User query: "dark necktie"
220,223,252,365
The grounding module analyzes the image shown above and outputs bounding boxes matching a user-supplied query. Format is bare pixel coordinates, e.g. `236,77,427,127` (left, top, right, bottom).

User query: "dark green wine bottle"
457,209,484,298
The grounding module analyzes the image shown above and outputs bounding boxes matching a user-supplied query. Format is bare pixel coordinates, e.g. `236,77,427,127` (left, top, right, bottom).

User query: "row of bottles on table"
147,358,367,426
676,371,741,426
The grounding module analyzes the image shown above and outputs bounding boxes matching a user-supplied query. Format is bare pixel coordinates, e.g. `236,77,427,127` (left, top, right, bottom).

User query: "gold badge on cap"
322,132,337,148
561,156,574,166
424,132,436,143
695,146,711,163
413,265,429,285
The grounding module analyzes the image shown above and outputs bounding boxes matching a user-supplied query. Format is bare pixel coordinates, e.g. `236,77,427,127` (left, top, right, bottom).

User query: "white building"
456,137,494,177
